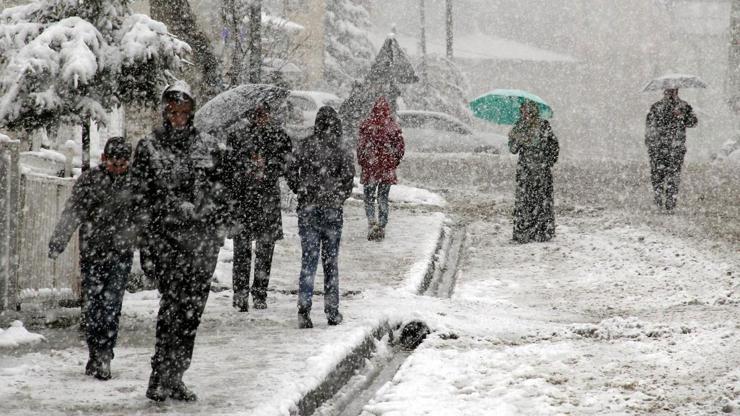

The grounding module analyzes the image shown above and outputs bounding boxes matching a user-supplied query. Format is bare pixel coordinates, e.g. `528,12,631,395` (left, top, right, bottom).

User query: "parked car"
284,90,342,139
396,110,506,154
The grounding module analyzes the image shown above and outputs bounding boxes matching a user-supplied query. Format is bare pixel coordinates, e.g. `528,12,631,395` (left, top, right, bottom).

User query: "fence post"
0,138,21,311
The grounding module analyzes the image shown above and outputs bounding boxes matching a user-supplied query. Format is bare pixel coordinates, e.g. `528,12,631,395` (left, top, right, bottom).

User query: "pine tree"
0,0,189,132
403,54,471,122
324,0,375,96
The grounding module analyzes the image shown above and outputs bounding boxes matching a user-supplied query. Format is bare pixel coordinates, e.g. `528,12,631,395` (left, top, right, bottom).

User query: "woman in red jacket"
357,97,405,241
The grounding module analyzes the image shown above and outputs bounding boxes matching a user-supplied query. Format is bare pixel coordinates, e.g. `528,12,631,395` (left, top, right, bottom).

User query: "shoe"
298,312,313,329
233,296,248,312
146,372,170,402
85,358,97,376
94,358,111,381
376,226,385,241
252,297,267,310
327,312,343,326
169,380,198,401
367,222,378,241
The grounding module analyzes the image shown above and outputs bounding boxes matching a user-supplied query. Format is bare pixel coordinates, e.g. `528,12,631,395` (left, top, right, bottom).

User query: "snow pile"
0,321,45,348
352,178,447,207
569,316,685,341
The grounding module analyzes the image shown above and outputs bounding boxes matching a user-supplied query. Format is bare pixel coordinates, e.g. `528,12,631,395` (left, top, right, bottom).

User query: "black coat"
220,121,293,241
49,165,136,263
508,119,559,243
131,125,225,252
645,97,698,158
288,107,355,209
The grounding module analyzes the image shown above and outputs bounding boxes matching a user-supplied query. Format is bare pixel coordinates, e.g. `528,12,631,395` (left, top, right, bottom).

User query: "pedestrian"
220,102,293,312
287,106,355,329
48,136,135,381
645,88,698,211
508,100,559,243
357,96,405,241
131,80,225,402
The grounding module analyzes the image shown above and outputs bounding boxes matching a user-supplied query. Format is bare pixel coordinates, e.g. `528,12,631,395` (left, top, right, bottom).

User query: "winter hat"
161,80,195,108
103,137,132,160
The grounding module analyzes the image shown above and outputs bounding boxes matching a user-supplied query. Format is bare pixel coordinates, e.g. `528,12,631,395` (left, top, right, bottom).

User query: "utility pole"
248,0,262,84
446,0,453,60
419,0,428,108
729,0,740,127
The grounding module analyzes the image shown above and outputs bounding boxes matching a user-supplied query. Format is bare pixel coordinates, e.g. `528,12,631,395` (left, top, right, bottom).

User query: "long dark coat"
508,119,559,243
221,121,293,241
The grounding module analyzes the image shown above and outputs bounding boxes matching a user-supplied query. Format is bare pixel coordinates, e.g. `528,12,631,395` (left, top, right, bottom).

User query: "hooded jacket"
645,96,698,153
357,97,405,184
288,106,355,209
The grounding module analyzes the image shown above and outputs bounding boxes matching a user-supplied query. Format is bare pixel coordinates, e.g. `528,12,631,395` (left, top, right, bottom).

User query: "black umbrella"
194,84,289,135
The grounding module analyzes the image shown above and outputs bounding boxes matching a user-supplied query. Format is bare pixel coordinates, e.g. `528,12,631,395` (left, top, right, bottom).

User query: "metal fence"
0,140,79,311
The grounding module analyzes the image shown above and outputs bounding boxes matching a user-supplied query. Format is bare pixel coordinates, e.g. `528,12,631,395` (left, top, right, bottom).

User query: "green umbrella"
469,89,553,125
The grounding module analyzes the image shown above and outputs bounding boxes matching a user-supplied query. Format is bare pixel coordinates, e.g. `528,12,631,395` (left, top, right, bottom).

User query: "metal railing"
0,140,80,311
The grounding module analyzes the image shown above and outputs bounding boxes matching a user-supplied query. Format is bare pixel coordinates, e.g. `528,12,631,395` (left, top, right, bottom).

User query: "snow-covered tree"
0,0,189,132
403,54,471,122
324,0,375,96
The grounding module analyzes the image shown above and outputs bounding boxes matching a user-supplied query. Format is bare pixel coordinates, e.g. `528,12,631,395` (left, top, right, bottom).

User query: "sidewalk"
0,200,447,416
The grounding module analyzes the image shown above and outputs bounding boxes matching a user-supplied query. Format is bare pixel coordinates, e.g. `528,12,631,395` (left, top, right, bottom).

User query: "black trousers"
80,252,132,360
232,233,275,305
649,147,685,210
150,237,220,381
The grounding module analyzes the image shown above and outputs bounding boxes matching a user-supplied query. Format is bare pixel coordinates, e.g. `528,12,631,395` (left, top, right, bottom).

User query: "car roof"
397,110,473,135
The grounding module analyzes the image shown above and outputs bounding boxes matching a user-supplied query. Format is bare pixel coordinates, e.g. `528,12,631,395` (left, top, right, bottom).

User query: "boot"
233,295,248,312
327,311,343,326
94,357,112,381
376,226,385,241
252,296,267,310
146,370,170,402
85,357,97,377
298,311,313,329
169,379,198,402
367,222,378,241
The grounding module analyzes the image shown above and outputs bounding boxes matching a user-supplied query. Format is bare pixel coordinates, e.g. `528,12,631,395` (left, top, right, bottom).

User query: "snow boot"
146,371,170,402
233,295,248,312
298,312,313,329
252,297,267,310
327,312,343,326
94,356,112,381
376,226,385,241
169,379,198,402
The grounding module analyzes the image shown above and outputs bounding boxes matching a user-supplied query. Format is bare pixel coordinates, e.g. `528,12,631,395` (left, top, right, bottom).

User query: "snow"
256,13,305,34
0,321,45,348
367,30,577,63
351,179,447,207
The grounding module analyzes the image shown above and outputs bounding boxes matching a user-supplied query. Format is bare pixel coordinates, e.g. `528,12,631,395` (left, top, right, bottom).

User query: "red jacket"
357,97,405,184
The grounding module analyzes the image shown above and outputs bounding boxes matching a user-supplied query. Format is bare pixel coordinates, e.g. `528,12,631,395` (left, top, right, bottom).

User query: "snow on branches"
0,0,189,131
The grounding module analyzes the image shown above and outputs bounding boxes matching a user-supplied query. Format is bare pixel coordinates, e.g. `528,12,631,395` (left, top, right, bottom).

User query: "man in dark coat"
48,137,135,381
131,81,225,402
287,106,355,329
645,88,698,211
220,103,293,312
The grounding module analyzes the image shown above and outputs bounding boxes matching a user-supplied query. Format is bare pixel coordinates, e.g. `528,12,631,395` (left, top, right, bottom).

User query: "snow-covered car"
396,110,506,154
284,90,342,139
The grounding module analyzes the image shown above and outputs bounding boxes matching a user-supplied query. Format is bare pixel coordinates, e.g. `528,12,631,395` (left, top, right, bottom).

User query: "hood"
370,96,391,120
314,106,342,146
161,80,195,108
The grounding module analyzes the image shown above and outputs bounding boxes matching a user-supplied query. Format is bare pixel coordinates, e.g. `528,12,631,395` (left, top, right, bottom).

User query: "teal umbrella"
469,89,553,125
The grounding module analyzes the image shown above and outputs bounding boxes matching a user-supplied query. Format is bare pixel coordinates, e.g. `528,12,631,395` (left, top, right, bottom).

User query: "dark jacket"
288,107,355,209
49,165,136,263
220,120,293,240
357,97,405,185
131,125,225,251
645,97,698,154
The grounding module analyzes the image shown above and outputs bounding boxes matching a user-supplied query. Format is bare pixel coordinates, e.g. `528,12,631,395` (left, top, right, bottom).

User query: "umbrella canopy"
642,74,707,92
194,84,289,135
469,89,553,125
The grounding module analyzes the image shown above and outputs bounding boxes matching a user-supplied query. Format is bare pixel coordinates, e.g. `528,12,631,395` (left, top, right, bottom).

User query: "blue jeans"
363,183,391,227
297,207,343,315
81,253,132,359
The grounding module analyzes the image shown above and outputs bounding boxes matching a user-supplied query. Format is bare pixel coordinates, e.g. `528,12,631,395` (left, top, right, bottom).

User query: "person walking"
287,106,355,329
131,81,225,402
48,137,135,381
508,101,559,243
357,96,405,241
645,88,698,211
220,103,293,312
